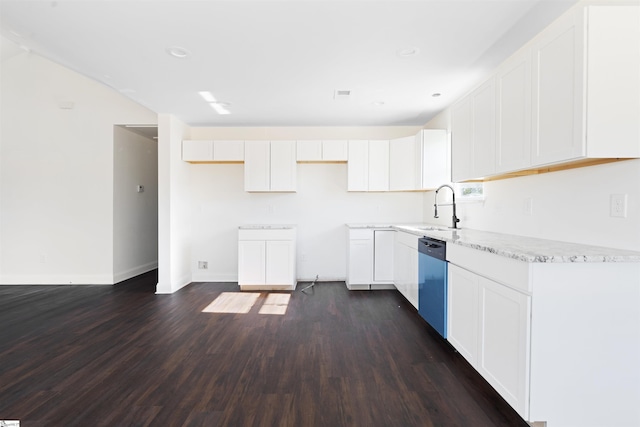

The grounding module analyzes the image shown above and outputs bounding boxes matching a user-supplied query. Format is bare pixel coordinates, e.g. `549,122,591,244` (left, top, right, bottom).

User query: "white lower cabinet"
477,276,531,416
393,231,418,309
447,244,640,427
347,228,394,290
238,227,296,291
448,263,531,417
447,264,480,365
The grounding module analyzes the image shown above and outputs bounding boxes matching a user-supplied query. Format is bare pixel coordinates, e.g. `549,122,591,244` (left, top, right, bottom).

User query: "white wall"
113,126,158,282
0,52,157,284
422,109,640,252
156,114,192,293
186,126,424,283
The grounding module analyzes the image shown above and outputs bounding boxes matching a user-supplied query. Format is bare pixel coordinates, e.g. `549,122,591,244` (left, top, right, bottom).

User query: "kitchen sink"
416,226,456,232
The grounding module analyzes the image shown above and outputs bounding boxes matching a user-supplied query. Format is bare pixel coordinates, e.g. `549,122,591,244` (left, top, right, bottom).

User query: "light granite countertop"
349,223,640,263
239,224,296,230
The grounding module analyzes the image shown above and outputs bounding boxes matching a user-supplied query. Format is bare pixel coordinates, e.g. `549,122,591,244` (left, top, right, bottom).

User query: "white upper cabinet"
531,3,640,165
389,130,448,190
213,140,244,162
451,98,473,183
531,9,585,165
420,129,449,189
183,140,244,162
452,3,640,181
347,140,369,191
347,140,389,192
452,79,495,183
297,140,348,162
496,49,532,173
322,140,348,161
296,140,322,161
389,136,416,191
244,140,296,192
368,140,390,191
471,76,497,179
183,140,213,162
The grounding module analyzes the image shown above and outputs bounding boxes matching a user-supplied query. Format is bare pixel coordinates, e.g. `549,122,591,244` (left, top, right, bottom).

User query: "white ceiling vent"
334,90,352,101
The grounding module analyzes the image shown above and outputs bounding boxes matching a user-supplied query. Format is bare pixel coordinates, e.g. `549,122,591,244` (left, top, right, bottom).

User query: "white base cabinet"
238,227,296,291
347,228,394,290
448,244,640,427
393,230,418,309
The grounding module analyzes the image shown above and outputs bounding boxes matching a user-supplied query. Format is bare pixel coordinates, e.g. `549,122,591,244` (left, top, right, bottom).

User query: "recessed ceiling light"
166,46,190,59
432,93,442,97
397,47,420,57
372,101,385,106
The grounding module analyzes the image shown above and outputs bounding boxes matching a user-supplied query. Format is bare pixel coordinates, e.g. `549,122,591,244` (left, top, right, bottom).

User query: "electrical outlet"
198,261,208,269
610,194,627,218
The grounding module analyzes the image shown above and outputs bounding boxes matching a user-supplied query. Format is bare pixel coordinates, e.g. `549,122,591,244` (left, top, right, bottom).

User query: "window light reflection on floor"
258,293,290,315
201,292,291,315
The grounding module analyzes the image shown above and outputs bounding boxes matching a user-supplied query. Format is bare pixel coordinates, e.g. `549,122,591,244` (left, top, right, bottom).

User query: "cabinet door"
421,129,449,189
244,140,271,192
296,140,322,161
373,230,394,282
451,98,473,182
496,50,531,173
389,136,416,191
265,240,295,285
347,140,369,191
394,237,408,297
213,140,244,161
238,240,266,285
182,140,213,161
322,140,348,161
407,245,419,309
531,9,585,165
348,236,373,285
270,140,297,191
447,264,479,365
471,76,496,178
478,277,531,417
368,140,389,191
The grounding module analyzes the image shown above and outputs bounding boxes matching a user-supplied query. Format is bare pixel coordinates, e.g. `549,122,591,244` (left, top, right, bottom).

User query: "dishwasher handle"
418,237,446,261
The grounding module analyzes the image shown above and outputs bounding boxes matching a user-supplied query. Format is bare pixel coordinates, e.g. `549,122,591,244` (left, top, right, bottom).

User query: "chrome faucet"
434,184,461,229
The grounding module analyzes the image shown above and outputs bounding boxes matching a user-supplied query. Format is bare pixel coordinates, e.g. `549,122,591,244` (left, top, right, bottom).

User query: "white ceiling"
0,0,578,127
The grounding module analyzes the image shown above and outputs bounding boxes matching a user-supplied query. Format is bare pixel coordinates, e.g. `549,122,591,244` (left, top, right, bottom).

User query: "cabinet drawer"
239,228,296,241
447,244,531,293
395,230,418,249
349,228,374,240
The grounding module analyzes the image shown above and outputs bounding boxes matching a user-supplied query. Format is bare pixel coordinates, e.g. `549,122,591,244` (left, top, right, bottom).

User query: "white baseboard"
114,261,158,284
0,274,114,285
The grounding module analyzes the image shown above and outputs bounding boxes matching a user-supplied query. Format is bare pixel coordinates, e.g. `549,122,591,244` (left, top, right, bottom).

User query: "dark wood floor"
0,271,528,427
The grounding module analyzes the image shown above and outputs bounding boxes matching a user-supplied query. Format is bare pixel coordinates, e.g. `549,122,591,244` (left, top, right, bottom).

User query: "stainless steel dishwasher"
418,236,447,338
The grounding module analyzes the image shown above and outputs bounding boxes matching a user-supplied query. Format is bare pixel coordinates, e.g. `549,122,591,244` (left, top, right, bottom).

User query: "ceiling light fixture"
432,93,442,97
372,101,385,106
210,102,231,115
198,91,217,103
166,46,190,59
397,47,420,57
199,91,231,114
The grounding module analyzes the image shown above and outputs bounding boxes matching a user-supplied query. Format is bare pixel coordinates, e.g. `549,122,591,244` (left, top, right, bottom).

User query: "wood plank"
0,271,528,426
